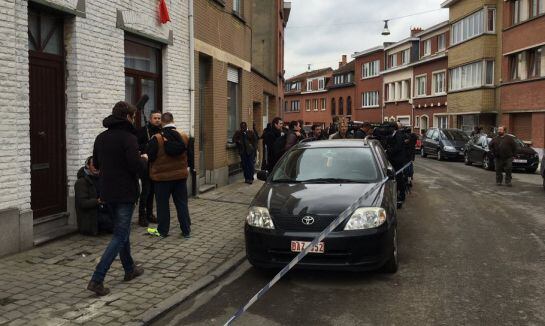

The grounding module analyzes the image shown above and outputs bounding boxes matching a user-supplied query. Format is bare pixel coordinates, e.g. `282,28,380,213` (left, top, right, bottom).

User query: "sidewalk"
0,180,262,326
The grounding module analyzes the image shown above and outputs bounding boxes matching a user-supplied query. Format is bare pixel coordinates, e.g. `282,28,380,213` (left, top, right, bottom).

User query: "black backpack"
161,130,187,157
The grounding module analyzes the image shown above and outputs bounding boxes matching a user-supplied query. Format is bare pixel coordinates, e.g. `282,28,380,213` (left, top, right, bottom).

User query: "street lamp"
381,20,391,36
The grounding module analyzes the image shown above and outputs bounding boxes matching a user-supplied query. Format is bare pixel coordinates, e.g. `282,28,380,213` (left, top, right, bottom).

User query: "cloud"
284,0,449,78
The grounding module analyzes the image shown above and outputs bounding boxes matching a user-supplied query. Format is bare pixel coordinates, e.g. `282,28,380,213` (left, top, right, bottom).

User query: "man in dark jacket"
75,156,113,235
136,111,162,227
284,120,303,152
146,112,191,238
306,124,325,142
387,122,410,206
88,101,147,296
233,122,258,184
263,117,284,172
489,126,517,186
354,122,373,139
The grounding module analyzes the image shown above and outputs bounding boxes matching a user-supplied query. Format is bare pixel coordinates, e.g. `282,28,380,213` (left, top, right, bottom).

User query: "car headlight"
443,145,456,152
246,207,275,229
344,207,386,230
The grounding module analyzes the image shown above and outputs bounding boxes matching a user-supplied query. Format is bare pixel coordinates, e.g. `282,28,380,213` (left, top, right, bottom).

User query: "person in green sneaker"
146,112,192,238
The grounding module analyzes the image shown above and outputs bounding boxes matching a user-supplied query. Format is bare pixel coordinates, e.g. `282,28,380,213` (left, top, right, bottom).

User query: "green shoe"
147,228,163,237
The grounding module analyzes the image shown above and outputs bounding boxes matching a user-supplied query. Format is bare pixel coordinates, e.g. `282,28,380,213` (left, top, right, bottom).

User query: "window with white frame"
321,98,326,111
388,54,397,68
449,61,494,91
318,78,325,89
313,99,318,111
416,75,427,97
305,99,311,111
451,9,491,45
486,8,496,32
362,60,380,78
423,39,431,56
397,116,410,127
436,116,448,129
401,49,410,64
289,82,301,91
233,0,241,16
362,91,379,108
307,80,313,91
347,73,353,83
420,115,429,130
433,71,446,94
290,100,300,112
415,116,420,128
438,34,446,51
509,46,545,81
334,75,345,85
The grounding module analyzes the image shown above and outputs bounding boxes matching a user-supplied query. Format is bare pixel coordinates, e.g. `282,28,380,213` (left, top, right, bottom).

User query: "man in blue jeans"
146,112,191,238
87,101,147,296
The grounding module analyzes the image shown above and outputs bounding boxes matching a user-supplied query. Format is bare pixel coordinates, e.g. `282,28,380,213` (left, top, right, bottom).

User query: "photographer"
386,122,410,207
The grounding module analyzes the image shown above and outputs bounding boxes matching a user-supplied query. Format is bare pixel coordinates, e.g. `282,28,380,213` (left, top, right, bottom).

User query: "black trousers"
155,179,191,237
139,173,155,220
495,157,513,184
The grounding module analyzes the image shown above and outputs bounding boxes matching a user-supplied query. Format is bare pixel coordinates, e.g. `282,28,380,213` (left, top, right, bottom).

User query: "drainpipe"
188,0,197,196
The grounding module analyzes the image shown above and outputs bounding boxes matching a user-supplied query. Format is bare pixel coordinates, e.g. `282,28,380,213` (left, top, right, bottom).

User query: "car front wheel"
382,227,398,274
437,150,443,161
482,156,493,170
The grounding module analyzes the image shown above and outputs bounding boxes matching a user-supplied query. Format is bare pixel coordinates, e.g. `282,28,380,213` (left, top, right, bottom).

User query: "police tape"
224,162,412,325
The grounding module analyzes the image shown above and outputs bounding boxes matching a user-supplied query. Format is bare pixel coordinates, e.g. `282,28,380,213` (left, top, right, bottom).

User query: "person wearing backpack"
146,112,191,238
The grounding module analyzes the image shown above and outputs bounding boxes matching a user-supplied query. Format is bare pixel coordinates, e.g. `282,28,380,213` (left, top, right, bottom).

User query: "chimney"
338,54,347,68
411,27,423,37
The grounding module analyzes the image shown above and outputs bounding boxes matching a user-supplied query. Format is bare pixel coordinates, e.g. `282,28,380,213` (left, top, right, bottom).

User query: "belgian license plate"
291,241,325,254
513,159,527,163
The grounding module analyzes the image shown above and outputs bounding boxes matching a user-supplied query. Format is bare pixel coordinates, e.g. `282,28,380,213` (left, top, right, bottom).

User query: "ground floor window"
436,115,448,129
227,66,240,140
420,115,429,130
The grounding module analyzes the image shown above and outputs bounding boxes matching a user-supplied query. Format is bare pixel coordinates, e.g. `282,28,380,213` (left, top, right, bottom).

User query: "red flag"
159,0,171,24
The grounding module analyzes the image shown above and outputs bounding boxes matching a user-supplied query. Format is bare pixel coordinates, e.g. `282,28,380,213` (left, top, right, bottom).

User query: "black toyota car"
420,128,470,161
245,139,399,273
464,133,540,173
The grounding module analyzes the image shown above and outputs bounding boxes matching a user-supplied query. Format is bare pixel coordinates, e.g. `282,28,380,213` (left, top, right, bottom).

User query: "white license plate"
513,159,527,163
291,241,325,254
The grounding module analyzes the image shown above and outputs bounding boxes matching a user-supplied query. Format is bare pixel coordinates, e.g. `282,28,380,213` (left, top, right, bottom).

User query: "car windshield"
271,147,379,183
441,130,469,141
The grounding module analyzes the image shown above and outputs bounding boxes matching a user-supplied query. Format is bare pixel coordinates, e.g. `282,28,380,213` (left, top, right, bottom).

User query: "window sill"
211,0,225,7
501,76,545,86
503,13,545,32
448,85,496,94
232,11,246,24
384,99,410,104
361,75,380,80
361,105,380,109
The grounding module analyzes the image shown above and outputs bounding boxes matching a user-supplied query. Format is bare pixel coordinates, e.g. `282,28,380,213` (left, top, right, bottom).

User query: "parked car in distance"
246,139,399,273
464,134,540,173
420,128,469,161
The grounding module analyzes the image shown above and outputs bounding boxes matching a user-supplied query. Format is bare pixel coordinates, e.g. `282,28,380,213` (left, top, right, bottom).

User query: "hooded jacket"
74,167,100,235
93,115,146,203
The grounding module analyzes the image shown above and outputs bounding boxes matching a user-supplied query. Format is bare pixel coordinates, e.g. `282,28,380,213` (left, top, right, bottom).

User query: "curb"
141,251,247,325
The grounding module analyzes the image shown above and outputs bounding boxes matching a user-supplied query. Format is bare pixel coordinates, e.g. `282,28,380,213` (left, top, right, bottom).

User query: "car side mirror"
257,170,269,181
386,167,395,180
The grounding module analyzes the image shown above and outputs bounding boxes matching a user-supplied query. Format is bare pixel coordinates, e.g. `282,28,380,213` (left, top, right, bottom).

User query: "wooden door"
29,9,67,218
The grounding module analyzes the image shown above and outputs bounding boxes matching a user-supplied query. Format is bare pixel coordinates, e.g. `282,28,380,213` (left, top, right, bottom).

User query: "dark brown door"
29,9,67,218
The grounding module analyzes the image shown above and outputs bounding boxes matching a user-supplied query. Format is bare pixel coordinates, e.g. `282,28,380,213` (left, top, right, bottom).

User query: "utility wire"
286,8,445,29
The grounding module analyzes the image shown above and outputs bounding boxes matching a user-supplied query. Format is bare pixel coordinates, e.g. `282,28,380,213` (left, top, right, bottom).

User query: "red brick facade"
353,49,384,123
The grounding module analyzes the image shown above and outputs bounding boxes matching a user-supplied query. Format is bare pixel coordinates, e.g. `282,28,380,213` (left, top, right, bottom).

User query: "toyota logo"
301,216,315,225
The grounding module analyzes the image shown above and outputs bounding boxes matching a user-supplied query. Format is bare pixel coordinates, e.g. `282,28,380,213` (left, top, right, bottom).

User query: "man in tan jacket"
146,112,191,238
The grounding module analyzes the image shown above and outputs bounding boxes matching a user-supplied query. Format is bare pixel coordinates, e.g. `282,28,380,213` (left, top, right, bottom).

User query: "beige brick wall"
448,35,498,68
449,0,497,21
447,89,497,114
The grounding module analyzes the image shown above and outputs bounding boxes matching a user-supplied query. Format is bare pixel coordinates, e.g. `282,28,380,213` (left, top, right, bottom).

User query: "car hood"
252,182,384,217
442,139,467,148
516,146,537,156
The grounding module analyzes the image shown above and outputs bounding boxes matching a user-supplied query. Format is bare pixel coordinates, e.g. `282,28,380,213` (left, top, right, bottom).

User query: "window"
124,38,162,127
339,97,344,115
416,76,427,97
509,46,545,81
423,39,432,56
334,75,345,85
307,80,313,91
291,100,300,112
284,100,288,112
362,60,380,78
227,66,240,140
331,98,336,115
388,54,397,68
233,0,241,15
487,8,496,32
528,47,542,78
305,99,311,111
449,61,494,91
321,98,326,111
437,116,448,129
313,99,318,111
438,34,446,51
415,116,420,128
318,78,325,89
362,91,379,108
289,82,301,91
420,116,429,130
347,74,353,83
451,9,484,45
285,83,290,92
347,96,352,115
510,52,524,80
433,71,446,94
541,0,545,14
401,50,410,64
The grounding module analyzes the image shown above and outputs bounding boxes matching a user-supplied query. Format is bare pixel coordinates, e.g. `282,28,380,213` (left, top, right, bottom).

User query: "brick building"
441,0,501,133
382,33,420,126
327,56,357,122
352,46,385,124
412,21,450,132
500,0,545,155
194,0,290,190
283,67,333,126
0,0,190,256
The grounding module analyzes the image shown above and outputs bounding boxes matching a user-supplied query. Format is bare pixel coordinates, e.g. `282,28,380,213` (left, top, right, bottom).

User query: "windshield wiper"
300,178,362,184
272,179,301,183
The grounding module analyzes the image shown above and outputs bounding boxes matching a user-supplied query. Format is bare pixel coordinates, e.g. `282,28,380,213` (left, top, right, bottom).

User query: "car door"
473,136,487,162
467,136,479,162
372,143,396,216
423,129,435,154
430,129,440,154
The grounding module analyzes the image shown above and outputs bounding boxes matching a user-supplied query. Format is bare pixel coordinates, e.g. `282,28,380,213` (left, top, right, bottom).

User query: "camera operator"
386,122,410,207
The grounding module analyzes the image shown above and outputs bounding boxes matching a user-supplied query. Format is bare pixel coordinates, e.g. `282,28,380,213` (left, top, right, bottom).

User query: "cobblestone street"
0,180,261,326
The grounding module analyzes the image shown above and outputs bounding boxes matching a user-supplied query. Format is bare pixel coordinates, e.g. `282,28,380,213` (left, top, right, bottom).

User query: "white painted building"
0,0,191,256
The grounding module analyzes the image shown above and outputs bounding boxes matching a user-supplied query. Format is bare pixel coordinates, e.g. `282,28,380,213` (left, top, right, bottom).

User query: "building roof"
332,60,355,75
384,37,419,51
352,45,384,59
441,0,460,8
286,67,332,82
414,20,450,37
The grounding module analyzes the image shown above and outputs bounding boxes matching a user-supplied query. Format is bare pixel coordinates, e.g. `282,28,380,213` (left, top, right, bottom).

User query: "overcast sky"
284,0,449,78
